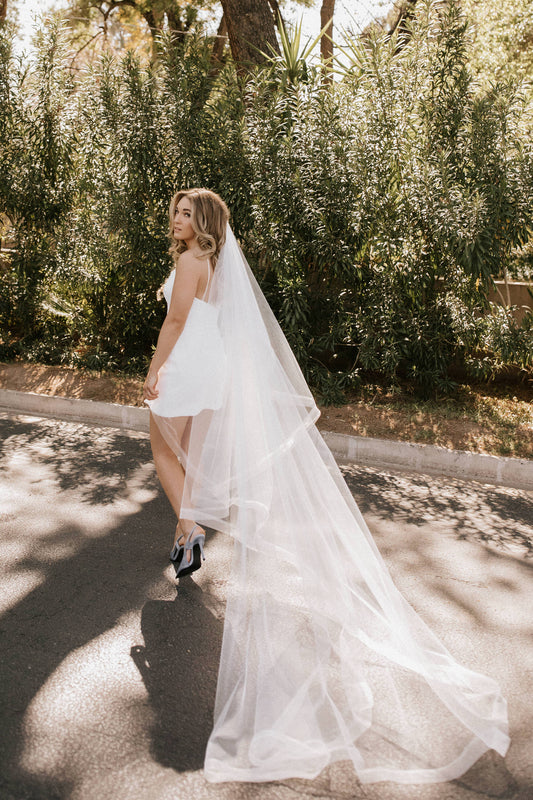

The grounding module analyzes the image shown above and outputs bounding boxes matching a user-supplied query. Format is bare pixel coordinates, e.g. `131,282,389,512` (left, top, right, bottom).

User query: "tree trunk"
320,0,335,83
320,0,335,63
267,0,282,25
0,0,7,23
388,0,418,38
211,14,228,65
166,8,185,35
220,0,280,69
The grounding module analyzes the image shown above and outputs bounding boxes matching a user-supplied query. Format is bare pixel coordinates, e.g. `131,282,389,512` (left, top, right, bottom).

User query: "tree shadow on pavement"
0,416,174,798
1,414,531,800
0,415,151,506
338,464,533,641
339,464,533,800
0,499,172,799
342,464,533,560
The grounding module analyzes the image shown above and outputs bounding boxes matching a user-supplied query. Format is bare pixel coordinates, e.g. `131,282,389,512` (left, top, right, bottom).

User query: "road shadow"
131,581,224,773
0,415,151,506
1,413,530,799
0,416,173,798
342,463,533,560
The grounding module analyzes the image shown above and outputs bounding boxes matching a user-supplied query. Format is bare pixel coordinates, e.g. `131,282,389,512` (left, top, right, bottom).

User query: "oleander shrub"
39,31,251,371
244,0,533,395
0,19,76,352
0,0,531,395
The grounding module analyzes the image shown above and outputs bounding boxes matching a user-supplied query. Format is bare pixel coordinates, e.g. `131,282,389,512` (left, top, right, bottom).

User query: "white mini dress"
145,260,227,418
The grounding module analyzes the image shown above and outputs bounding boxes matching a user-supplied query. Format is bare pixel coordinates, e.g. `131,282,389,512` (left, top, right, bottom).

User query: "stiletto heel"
174,523,206,579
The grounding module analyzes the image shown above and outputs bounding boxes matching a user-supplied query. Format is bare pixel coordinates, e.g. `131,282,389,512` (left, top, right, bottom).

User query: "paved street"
0,413,532,800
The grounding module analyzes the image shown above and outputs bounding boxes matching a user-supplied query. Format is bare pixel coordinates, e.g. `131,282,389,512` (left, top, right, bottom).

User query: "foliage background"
0,0,532,402
461,0,533,87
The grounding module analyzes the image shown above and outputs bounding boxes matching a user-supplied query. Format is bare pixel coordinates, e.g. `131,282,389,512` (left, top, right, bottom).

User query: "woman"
144,188,229,577
144,188,509,786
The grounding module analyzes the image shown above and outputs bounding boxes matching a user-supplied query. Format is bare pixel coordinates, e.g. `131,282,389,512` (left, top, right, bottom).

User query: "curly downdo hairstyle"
168,188,230,268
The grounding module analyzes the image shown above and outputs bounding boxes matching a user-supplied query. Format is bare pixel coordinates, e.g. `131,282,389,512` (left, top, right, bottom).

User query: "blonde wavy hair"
168,187,229,268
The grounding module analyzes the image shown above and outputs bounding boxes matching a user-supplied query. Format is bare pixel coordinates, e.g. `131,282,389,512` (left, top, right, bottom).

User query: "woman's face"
173,197,196,247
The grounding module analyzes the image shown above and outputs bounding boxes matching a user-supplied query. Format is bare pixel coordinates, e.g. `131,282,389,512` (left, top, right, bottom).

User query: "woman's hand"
143,370,159,402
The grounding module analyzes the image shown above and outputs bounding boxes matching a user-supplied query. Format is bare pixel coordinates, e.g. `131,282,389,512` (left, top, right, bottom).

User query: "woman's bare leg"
149,413,204,560
150,413,187,518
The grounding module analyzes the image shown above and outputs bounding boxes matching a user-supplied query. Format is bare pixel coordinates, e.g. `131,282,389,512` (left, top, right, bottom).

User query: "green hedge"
1,1,532,400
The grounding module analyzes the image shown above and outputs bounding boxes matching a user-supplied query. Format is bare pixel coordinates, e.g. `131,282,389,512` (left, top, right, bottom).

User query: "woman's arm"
143,251,201,400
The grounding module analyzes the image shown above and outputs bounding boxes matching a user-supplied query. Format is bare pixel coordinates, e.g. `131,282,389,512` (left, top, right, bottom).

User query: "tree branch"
69,29,104,68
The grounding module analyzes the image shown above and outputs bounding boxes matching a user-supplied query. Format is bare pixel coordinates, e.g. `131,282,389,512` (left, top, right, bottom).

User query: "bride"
143,188,509,785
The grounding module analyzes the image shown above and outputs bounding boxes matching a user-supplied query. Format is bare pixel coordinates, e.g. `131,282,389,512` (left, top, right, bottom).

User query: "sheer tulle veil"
151,224,509,784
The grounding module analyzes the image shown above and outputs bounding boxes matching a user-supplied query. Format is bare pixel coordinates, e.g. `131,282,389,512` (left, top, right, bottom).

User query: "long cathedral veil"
151,224,509,784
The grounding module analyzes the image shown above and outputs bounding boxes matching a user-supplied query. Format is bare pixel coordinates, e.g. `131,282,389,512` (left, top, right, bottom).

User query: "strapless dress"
145,268,227,417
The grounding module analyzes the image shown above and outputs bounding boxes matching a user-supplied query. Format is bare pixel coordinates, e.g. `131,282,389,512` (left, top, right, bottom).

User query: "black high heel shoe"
174,524,205,579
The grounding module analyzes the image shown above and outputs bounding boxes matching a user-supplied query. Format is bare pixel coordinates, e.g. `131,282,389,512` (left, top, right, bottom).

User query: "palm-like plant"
260,14,331,85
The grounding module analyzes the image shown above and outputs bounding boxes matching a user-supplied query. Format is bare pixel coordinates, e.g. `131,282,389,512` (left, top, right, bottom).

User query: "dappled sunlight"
0,412,531,798
0,416,160,622
0,415,159,507
19,610,152,797
343,464,533,560
0,414,178,798
340,464,533,794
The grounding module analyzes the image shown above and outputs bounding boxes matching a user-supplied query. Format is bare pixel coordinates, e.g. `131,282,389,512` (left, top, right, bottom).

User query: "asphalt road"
0,413,532,800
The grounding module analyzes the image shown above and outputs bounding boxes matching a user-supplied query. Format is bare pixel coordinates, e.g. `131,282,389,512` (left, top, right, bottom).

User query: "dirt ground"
1,361,532,459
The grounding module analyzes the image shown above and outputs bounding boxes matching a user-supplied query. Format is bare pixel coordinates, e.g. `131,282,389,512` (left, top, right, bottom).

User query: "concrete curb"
325,431,533,491
1,388,532,491
0,388,148,432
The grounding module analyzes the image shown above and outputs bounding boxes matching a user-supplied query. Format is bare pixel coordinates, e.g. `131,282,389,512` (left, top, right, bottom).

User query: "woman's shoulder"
176,249,208,272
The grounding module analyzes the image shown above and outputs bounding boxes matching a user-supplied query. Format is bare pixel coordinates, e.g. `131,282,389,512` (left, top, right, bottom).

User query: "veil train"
150,225,509,784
